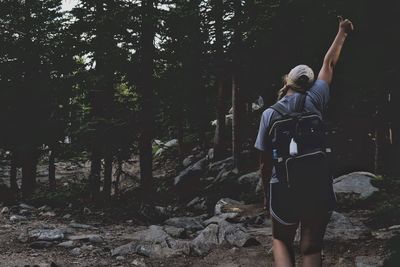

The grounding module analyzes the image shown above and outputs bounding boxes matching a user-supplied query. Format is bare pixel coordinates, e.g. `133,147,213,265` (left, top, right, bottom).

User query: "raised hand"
338,16,354,34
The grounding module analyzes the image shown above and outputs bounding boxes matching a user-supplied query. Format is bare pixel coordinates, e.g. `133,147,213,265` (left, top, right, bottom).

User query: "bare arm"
260,150,273,214
318,16,354,84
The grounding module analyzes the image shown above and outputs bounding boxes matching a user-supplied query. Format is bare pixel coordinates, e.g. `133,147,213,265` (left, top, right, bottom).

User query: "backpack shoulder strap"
294,92,307,113
270,102,288,117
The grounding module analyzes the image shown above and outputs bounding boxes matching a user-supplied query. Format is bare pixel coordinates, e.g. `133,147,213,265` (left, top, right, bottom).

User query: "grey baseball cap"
287,64,315,89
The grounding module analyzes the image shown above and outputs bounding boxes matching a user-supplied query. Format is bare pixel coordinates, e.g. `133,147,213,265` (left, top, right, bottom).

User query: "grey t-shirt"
254,79,330,180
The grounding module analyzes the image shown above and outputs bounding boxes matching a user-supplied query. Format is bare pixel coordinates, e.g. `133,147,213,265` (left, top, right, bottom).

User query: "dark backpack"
267,93,335,210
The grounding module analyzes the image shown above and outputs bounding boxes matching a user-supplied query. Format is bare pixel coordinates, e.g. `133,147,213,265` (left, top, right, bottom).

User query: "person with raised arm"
254,17,354,267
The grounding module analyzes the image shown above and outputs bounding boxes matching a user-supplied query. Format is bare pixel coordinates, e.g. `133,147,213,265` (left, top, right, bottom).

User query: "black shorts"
269,179,337,225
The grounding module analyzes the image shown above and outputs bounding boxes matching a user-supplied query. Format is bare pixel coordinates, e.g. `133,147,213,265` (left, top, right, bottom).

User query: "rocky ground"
0,145,399,266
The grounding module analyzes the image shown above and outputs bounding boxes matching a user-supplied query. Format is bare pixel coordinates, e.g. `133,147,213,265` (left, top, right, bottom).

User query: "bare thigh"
299,211,332,255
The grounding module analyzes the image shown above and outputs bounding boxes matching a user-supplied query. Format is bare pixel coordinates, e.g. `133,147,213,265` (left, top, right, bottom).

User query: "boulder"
207,157,234,177
333,172,379,201
238,171,261,192
111,225,189,258
186,197,207,212
355,255,385,267
163,226,185,238
324,211,369,241
217,220,260,247
155,139,179,157
190,224,219,256
164,216,204,233
182,155,197,168
28,228,65,242
174,158,207,198
10,215,27,223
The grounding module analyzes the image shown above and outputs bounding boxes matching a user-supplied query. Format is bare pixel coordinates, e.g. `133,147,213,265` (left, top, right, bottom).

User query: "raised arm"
318,16,354,85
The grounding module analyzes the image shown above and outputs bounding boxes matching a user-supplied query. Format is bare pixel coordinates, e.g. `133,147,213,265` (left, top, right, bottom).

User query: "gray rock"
164,139,179,148
204,213,239,226
10,215,27,222
174,158,207,187
183,155,197,168
63,214,72,219
191,224,219,256
116,256,125,261
38,205,51,211
207,157,233,177
333,172,379,199
40,211,56,217
325,212,369,241
163,226,185,238
112,225,189,258
19,203,36,210
57,240,76,248
215,198,243,215
127,225,170,242
67,234,103,243
372,226,400,240
164,216,204,233
131,258,147,267
186,197,207,212
355,255,384,267
217,220,260,247
81,244,94,251
29,228,65,241
155,139,179,157
69,222,97,230
70,247,82,256
1,206,9,214
30,241,53,249
238,171,261,192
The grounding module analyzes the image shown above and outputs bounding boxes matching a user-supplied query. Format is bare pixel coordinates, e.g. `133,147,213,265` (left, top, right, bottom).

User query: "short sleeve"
254,108,274,151
307,79,330,112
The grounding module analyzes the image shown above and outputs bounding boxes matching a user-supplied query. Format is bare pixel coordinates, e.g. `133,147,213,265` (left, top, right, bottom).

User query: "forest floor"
0,156,400,267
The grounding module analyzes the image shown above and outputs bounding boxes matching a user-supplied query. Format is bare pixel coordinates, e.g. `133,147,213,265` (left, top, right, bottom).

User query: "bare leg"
272,217,299,267
300,211,332,267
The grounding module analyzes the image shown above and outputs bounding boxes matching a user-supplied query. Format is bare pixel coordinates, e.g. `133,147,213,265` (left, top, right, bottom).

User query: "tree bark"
103,148,113,198
48,148,56,189
10,151,19,193
89,145,101,200
232,0,243,170
138,0,156,195
21,147,37,198
213,0,227,161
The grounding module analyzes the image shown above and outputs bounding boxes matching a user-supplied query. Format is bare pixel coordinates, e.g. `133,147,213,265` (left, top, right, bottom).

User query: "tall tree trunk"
103,148,112,198
48,147,56,189
138,0,156,195
114,157,122,197
177,104,184,168
89,144,101,199
21,147,37,198
232,0,243,170
10,151,18,193
213,0,227,161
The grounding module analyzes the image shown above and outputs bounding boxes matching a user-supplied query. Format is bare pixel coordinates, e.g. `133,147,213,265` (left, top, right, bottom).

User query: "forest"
0,0,400,266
